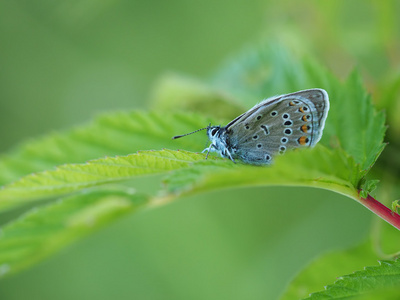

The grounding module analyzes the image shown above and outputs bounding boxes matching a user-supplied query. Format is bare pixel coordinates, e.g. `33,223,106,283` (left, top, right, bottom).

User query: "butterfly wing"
225,89,329,164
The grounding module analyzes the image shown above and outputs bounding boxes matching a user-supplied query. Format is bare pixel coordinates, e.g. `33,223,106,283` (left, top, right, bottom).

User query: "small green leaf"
305,259,400,299
392,200,400,215
0,189,149,277
359,179,380,199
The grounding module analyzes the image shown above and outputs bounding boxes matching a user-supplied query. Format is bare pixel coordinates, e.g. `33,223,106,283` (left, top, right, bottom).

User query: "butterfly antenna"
172,127,208,139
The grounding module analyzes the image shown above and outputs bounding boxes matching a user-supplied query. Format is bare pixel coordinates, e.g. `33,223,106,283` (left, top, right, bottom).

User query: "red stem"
359,192,400,230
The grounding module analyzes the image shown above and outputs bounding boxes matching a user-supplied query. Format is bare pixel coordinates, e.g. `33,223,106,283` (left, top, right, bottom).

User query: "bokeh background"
0,1,399,299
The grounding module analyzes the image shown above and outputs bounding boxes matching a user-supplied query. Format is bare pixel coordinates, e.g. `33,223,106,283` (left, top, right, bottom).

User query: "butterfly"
173,88,329,165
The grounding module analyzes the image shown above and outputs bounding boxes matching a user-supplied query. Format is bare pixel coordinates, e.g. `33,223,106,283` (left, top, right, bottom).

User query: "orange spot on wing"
289,101,295,106
298,136,308,145
302,115,308,122
301,124,308,133
299,107,305,113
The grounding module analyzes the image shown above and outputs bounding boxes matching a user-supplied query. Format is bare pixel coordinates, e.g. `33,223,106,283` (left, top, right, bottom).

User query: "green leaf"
0,111,214,186
359,179,380,199
0,145,361,214
325,71,386,172
304,259,400,299
165,146,359,199
0,189,149,277
376,73,400,178
0,150,207,211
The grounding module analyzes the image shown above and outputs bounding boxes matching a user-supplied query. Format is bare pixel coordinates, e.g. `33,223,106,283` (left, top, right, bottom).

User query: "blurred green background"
0,1,399,299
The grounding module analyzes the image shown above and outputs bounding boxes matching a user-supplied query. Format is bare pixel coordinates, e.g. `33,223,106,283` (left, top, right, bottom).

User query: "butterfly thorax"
206,125,236,161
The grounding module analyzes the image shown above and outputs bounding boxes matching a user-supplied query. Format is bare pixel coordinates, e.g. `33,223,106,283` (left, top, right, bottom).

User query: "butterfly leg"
225,149,236,163
202,143,214,160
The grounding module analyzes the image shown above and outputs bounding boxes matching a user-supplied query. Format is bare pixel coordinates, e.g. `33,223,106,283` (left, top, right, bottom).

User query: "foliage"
1,42,399,299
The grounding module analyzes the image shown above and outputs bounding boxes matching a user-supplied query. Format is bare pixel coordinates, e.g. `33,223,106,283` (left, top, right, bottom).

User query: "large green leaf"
0,150,207,210
0,111,214,186
164,146,359,199
0,145,363,214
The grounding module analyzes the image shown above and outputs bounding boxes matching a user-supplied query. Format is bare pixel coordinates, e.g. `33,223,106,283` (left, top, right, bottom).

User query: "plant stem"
359,192,400,231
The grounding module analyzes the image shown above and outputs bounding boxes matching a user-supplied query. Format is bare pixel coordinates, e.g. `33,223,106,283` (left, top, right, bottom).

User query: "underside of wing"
225,89,329,164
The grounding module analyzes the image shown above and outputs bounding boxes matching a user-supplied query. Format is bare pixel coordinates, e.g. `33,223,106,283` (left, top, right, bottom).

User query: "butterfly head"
206,125,222,142
205,125,234,161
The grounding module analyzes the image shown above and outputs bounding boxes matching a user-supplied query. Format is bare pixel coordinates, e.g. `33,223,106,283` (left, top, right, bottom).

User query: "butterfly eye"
211,128,219,136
